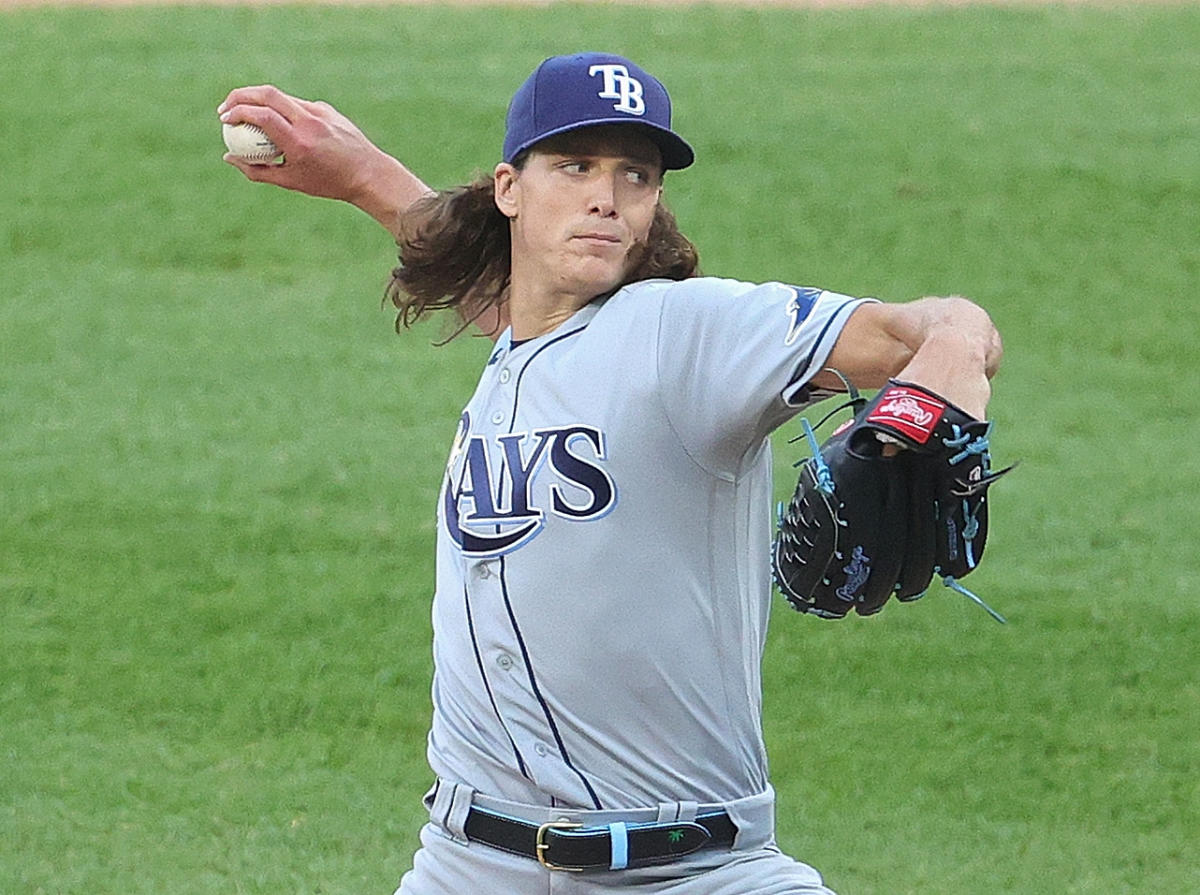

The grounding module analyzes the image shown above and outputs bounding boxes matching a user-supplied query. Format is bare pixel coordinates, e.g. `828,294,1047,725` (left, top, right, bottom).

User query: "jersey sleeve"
653,277,873,478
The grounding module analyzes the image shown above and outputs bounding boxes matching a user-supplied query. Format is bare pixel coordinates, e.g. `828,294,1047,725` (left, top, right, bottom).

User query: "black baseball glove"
772,379,1012,621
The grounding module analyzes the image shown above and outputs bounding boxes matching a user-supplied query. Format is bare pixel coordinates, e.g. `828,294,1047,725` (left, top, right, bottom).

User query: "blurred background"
1,3,1197,892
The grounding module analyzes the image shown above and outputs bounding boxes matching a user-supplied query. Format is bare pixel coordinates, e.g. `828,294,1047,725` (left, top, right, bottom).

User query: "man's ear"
494,162,519,219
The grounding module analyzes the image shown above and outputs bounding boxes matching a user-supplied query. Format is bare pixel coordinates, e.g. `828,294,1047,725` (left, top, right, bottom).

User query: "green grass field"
2,3,1198,893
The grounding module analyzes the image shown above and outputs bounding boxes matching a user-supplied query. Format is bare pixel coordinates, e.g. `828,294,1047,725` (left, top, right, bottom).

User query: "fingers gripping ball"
772,380,1013,621
221,123,281,165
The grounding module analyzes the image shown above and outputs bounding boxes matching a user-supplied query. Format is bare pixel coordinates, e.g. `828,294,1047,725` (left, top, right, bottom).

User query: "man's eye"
562,161,587,174
626,169,647,184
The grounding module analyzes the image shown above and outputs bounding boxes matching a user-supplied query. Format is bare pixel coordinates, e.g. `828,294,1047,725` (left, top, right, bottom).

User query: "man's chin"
565,262,629,299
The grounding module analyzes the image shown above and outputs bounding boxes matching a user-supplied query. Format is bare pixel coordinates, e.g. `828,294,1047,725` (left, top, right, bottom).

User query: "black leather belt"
462,806,738,872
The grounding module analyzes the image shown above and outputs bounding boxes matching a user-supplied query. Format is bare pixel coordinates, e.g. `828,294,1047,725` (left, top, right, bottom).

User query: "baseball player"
219,53,1002,894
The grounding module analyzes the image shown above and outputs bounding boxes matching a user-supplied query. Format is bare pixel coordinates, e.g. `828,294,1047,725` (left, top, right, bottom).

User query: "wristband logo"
867,387,946,444
878,396,935,427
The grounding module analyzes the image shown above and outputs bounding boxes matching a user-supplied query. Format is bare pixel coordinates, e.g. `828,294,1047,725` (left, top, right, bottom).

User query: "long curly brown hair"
385,169,700,341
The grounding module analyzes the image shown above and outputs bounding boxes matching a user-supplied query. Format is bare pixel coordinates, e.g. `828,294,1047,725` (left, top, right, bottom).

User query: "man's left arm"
774,296,1010,621
810,296,1003,417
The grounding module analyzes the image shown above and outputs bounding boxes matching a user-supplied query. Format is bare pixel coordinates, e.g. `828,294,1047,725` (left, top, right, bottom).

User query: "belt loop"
655,800,698,822
429,778,475,843
607,821,629,870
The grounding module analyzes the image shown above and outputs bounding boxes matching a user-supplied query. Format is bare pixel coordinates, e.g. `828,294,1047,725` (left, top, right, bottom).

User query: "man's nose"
587,172,618,217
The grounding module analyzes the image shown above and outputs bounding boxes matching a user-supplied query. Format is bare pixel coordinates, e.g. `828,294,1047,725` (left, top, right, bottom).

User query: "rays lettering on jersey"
443,411,618,557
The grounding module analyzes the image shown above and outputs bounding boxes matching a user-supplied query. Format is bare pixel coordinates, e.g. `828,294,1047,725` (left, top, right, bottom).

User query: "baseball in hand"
221,122,281,165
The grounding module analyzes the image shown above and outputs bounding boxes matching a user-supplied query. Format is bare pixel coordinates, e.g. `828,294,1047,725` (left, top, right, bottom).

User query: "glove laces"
943,421,993,466
940,573,1007,624
799,418,835,495
787,369,863,497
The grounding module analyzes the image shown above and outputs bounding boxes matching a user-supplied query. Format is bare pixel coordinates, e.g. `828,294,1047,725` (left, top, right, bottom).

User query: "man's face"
494,126,664,302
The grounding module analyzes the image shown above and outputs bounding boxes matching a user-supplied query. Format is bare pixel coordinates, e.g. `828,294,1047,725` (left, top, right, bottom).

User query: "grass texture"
1,3,1198,893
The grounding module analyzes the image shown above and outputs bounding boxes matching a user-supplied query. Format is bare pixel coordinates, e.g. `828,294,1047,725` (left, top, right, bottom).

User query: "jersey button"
534,743,549,757
490,411,504,425
495,653,513,671
499,368,511,384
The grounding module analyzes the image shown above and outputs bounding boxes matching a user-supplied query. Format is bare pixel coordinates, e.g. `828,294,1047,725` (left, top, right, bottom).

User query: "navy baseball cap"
502,52,694,171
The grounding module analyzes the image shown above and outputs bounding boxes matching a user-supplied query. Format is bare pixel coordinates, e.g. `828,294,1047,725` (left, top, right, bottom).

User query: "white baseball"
221,122,281,165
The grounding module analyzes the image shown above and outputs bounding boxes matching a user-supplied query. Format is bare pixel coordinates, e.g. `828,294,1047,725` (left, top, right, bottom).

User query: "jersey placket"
462,345,599,805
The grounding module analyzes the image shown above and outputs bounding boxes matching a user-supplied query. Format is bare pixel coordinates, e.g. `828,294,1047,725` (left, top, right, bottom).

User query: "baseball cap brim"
507,119,695,171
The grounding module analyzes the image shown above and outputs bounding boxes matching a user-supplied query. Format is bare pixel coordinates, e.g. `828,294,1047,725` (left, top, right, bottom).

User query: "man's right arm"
217,85,433,239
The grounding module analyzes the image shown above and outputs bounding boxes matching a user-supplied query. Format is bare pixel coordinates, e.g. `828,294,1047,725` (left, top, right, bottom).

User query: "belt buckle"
535,820,584,872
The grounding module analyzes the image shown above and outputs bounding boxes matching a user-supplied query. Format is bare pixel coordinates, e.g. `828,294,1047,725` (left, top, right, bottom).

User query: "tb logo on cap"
588,64,645,116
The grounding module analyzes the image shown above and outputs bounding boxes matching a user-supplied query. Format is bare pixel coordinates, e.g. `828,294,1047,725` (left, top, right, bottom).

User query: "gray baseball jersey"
427,276,870,810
